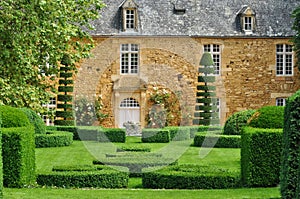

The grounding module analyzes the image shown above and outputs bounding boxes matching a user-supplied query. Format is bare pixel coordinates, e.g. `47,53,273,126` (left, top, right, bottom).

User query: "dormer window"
237,6,256,34
120,0,138,32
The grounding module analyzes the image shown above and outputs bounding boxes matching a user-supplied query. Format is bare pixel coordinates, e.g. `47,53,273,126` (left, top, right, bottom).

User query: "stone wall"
74,36,300,127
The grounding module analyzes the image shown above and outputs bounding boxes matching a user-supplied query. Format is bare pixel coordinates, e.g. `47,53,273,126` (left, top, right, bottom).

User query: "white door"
119,98,140,128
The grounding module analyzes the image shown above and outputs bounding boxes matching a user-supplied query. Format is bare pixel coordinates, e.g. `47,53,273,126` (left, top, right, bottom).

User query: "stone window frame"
120,0,138,32
237,6,256,35
120,44,139,75
276,44,294,76
42,97,56,126
203,44,221,76
276,98,286,106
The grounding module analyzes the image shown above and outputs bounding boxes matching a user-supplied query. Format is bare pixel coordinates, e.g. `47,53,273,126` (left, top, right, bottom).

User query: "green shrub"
52,165,104,172
0,114,3,198
20,108,46,134
194,132,240,148
2,126,36,188
93,156,177,174
76,126,100,141
103,128,126,143
35,131,73,148
142,164,240,189
46,126,57,131
56,126,79,140
241,127,282,187
164,126,190,141
142,129,170,143
117,146,151,152
223,110,256,135
189,125,223,138
280,90,300,199
54,120,75,126
37,169,129,188
248,106,284,129
0,106,31,128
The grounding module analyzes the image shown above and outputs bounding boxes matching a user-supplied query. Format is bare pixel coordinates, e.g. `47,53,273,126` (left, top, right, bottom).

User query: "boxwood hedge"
2,126,36,188
37,169,129,188
241,127,282,187
20,108,46,134
142,129,170,143
248,106,284,129
0,115,2,197
0,106,31,128
189,125,223,138
280,90,300,199
142,164,240,189
223,110,256,135
164,126,190,141
35,131,73,148
194,132,241,148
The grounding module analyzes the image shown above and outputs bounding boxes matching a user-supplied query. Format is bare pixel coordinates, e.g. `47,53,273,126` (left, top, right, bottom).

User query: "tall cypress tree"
194,52,219,126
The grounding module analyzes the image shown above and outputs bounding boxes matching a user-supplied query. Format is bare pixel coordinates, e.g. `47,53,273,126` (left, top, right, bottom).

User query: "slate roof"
89,0,300,37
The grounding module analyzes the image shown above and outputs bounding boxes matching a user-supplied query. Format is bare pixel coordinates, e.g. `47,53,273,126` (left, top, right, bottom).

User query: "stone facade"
73,36,300,127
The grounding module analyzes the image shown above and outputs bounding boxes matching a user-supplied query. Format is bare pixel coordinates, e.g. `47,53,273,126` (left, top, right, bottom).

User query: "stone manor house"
45,0,300,128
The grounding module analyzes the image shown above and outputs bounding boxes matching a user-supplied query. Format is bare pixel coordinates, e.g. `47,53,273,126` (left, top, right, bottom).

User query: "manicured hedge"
0,114,3,198
20,108,46,134
35,131,73,148
56,126,79,140
194,132,240,148
2,126,36,188
241,127,282,187
223,110,256,135
75,127,126,142
93,156,177,174
164,126,190,141
142,164,240,189
189,125,223,138
37,169,129,188
280,90,300,199
142,129,170,143
0,106,31,128
117,146,151,152
54,120,75,126
248,106,284,129
103,128,126,143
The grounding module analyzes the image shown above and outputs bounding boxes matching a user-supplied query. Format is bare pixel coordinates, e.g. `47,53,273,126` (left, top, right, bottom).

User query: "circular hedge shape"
223,109,256,135
0,106,31,128
20,108,46,134
248,106,284,129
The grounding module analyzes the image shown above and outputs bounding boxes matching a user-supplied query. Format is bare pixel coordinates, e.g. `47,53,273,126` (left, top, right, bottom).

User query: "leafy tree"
292,6,300,70
0,0,104,111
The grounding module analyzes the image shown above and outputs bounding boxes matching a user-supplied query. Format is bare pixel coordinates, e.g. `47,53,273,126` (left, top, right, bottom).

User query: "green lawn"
5,137,281,198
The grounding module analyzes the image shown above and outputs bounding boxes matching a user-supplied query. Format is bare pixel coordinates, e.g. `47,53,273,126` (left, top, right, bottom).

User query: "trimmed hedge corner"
35,131,73,148
142,129,170,143
241,127,282,187
164,126,190,141
2,126,36,188
280,90,300,199
142,164,240,189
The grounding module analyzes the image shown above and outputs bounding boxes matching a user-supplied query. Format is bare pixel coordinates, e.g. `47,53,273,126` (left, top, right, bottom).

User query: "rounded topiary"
248,106,284,129
223,109,256,135
20,108,46,134
0,106,31,128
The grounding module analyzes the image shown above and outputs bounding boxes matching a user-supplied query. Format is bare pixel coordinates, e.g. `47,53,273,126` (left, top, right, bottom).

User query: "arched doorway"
119,97,140,128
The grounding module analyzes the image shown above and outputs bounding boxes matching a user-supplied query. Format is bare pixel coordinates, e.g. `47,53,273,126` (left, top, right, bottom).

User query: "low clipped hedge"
55,126,79,140
20,108,46,134
102,128,126,143
189,125,223,138
35,131,73,148
223,110,256,135
142,129,170,143
93,156,177,174
241,127,282,187
248,106,284,129
117,146,151,152
142,164,240,189
164,126,190,141
37,169,129,188
194,132,241,148
2,126,36,188
0,106,31,128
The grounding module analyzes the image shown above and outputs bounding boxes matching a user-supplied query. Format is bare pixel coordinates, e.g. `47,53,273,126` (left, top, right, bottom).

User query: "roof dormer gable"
119,0,138,9
237,5,256,35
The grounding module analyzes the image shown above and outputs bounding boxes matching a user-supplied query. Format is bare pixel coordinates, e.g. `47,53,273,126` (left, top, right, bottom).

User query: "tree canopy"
0,0,104,111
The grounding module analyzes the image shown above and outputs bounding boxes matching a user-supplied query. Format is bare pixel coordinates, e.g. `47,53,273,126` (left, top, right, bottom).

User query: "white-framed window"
119,97,140,128
42,97,56,126
276,98,286,106
204,44,221,75
125,9,135,29
120,97,140,108
244,16,253,31
120,44,139,74
276,44,293,76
